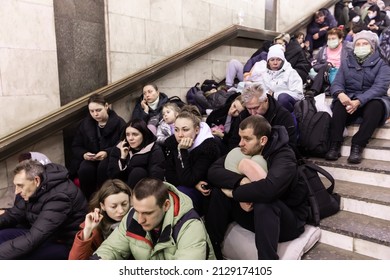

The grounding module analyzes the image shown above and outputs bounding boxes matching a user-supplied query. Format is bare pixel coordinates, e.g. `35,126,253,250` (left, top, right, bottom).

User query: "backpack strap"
304,162,335,193
172,208,210,260
172,208,200,242
298,165,321,226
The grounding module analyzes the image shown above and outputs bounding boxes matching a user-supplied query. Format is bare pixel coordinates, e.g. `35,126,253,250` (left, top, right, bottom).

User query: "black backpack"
294,95,331,157
298,161,340,226
186,82,203,110
200,79,218,92
167,96,186,108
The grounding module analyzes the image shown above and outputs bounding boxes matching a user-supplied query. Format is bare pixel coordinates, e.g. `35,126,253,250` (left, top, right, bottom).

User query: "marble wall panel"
182,0,210,30
108,14,146,53
109,52,152,83
0,49,59,97
108,0,150,19
150,0,182,26
0,94,59,137
0,0,56,50
146,21,181,56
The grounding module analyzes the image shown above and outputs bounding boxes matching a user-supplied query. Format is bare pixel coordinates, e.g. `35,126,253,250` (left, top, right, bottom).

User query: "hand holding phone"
198,181,211,197
85,152,96,160
122,139,130,148
119,139,130,159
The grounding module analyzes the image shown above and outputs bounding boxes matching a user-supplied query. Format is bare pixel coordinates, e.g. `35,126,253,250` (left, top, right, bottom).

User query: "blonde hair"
176,105,201,128
234,95,245,107
162,102,181,114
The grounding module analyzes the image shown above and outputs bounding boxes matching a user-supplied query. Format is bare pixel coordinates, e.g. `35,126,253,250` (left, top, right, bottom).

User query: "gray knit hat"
353,30,379,51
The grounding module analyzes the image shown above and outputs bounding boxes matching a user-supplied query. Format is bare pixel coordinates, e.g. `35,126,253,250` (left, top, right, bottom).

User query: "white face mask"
327,39,339,49
354,45,372,58
368,12,377,19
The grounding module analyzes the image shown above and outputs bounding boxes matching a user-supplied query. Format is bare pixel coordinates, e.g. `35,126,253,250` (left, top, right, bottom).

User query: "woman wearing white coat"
249,44,304,112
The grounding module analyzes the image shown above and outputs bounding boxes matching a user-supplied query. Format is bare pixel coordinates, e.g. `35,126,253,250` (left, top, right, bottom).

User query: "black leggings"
329,99,384,147
78,158,109,200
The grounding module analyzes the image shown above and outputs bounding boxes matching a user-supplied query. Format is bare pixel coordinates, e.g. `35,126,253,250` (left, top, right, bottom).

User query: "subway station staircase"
302,123,390,260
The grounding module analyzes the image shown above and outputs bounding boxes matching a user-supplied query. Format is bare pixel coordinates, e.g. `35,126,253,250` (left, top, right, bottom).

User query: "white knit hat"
267,44,286,61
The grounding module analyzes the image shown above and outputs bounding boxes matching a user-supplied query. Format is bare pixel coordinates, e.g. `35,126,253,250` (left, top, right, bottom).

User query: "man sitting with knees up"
205,115,309,260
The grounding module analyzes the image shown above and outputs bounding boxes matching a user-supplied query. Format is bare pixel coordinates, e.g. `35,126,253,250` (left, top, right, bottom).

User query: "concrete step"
302,243,375,260
347,123,390,140
319,211,390,259
341,137,390,162
309,157,390,189
332,179,390,221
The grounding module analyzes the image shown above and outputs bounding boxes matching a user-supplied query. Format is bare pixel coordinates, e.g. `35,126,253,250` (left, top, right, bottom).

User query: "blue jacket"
243,51,268,73
330,49,390,124
306,8,337,50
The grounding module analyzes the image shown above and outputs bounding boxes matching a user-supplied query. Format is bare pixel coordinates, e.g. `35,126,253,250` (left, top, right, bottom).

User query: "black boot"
325,142,342,161
348,144,364,164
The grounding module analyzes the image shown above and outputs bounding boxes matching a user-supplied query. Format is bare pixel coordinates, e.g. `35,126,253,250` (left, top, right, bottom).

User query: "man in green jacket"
92,178,215,260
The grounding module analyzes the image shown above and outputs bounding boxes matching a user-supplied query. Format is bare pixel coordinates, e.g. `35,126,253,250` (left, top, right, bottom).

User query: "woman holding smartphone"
107,119,165,188
70,94,126,200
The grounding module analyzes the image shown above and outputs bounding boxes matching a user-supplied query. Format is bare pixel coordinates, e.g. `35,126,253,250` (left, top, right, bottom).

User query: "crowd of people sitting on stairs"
1,2,390,260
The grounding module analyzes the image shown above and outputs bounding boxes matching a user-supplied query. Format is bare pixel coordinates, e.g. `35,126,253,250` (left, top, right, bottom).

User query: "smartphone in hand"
123,139,130,148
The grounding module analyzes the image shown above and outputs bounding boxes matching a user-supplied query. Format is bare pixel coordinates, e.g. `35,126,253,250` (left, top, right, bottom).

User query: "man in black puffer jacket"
206,116,309,260
0,160,87,259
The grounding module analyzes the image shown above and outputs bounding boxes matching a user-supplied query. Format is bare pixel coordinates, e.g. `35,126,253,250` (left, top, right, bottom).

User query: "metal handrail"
0,25,277,161
0,0,339,161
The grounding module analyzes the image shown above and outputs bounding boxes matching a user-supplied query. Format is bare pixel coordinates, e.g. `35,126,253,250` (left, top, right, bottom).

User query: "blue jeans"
177,186,205,216
277,93,297,113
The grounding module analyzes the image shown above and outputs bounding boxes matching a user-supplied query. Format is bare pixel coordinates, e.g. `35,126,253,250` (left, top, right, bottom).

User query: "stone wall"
0,0,334,205
0,0,60,138
278,0,335,31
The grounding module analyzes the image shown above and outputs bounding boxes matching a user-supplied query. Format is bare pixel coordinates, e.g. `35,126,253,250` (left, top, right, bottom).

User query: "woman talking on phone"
131,84,169,135
70,94,126,200
69,179,132,260
107,119,165,188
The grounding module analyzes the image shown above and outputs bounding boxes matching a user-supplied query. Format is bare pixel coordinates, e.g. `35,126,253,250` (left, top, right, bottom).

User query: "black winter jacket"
285,40,311,82
231,96,297,149
70,110,126,177
206,93,242,155
131,92,169,126
0,164,88,259
207,126,309,224
164,135,220,188
108,142,165,188
363,11,390,37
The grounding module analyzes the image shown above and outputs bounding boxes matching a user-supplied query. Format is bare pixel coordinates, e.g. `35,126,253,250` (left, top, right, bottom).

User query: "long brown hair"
89,179,132,238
